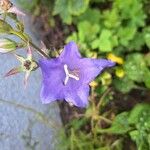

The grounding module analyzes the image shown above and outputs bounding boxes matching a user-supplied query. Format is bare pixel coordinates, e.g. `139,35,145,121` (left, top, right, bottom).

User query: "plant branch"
97,88,111,109
10,30,49,58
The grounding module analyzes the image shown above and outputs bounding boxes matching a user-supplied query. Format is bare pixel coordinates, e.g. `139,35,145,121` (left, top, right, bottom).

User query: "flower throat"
63,64,79,85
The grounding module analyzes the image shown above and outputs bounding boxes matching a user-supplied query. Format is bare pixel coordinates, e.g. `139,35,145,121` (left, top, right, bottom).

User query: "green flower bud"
0,38,17,53
0,19,13,33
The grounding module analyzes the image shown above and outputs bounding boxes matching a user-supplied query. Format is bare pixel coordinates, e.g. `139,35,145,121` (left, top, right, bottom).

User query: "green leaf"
128,32,145,51
53,0,89,24
99,29,113,52
77,8,101,24
53,0,72,24
98,112,131,134
103,9,121,28
129,130,139,142
128,103,150,125
117,26,136,46
130,130,149,150
69,0,89,16
145,53,150,66
91,39,100,49
113,77,135,93
144,27,150,48
78,21,100,42
17,0,39,12
144,69,150,88
124,53,147,82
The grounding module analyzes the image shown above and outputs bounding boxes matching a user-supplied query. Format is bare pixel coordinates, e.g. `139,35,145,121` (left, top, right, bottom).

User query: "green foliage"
58,101,150,150
17,0,55,21
102,103,150,150
113,76,135,93
17,0,39,12
98,112,131,134
129,104,150,150
53,0,89,24
124,54,146,82
114,53,150,92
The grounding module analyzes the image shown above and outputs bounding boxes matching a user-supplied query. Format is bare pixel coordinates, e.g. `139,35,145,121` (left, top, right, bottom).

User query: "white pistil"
64,64,79,85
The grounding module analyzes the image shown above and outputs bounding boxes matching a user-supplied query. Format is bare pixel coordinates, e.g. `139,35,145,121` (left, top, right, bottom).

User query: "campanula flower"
39,41,115,107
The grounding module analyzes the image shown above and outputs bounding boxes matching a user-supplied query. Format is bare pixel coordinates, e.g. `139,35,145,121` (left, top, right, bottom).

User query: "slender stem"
29,41,49,58
10,30,49,58
99,116,112,124
97,88,111,109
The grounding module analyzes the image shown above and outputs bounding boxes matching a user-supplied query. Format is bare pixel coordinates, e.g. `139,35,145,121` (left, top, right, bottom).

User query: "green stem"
99,116,112,124
10,30,49,58
97,88,111,109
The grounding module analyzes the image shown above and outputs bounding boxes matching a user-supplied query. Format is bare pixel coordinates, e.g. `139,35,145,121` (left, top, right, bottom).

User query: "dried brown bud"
0,0,13,11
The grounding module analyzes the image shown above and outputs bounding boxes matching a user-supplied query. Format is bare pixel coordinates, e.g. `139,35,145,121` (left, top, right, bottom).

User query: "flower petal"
65,85,90,107
39,58,65,104
81,58,115,83
60,41,81,60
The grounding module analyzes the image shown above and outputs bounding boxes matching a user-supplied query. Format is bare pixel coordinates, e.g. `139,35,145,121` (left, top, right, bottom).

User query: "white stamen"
64,75,69,85
63,64,79,85
68,74,79,81
64,64,69,75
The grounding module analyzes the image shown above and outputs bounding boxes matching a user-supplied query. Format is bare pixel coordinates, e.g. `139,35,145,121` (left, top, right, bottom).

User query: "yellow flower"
90,81,98,87
107,53,124,65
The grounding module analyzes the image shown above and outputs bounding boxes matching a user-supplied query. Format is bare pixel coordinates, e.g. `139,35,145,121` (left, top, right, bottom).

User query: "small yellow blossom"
90,81,98,87
107,53,124,65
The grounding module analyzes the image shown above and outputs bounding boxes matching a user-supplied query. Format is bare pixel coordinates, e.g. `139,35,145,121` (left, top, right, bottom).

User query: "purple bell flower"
39,41,115,108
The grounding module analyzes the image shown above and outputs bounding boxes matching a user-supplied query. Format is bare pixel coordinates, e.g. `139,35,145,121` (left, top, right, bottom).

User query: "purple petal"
80,58,115,83
39,58,65,104
64,85,90,107
60,41,81,60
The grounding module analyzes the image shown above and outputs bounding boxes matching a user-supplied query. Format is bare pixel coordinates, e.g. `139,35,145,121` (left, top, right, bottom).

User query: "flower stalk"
10,30,49,58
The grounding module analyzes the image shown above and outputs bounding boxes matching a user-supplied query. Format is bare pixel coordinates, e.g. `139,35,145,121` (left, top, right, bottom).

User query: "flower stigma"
63,64,79,85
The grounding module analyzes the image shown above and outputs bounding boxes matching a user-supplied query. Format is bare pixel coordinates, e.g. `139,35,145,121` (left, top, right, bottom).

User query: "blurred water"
0,1,62,150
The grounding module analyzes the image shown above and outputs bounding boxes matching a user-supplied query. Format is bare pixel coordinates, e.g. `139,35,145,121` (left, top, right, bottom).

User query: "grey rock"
0,1,62,150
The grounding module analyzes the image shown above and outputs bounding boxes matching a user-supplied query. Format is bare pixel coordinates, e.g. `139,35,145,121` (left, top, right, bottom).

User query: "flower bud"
0,0,12,11
0,38,17,53
101,72,112,86
115,67,125,78
0,19,13,33
0,0,25,16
